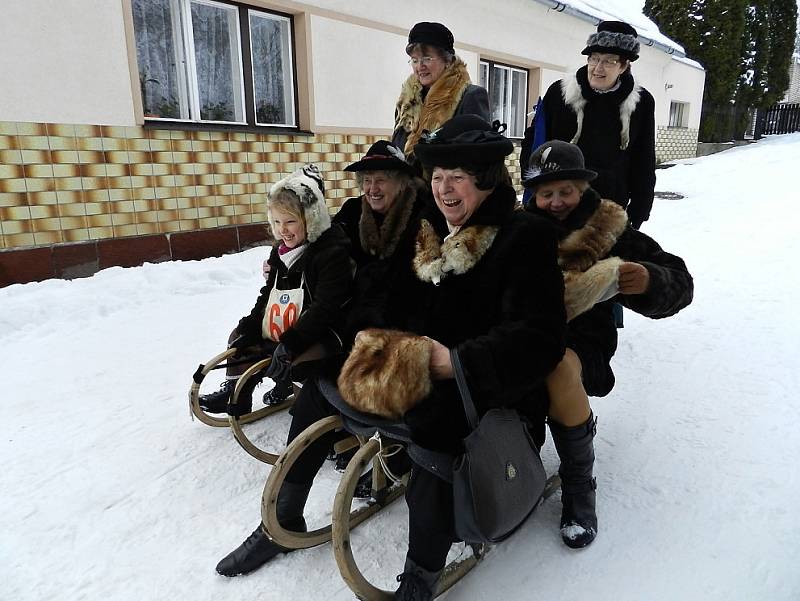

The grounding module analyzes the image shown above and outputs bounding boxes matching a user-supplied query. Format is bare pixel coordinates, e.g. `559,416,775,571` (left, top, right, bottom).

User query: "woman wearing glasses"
521,21,656,230
392,21,490,167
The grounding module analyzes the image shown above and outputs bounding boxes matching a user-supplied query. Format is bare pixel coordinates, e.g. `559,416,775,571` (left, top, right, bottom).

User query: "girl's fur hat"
268,164,331,242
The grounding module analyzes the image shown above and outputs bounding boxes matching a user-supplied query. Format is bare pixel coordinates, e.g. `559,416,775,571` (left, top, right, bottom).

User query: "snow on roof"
554,0,686,56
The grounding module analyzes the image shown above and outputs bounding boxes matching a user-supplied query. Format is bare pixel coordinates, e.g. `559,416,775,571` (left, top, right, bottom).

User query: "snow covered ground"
2,134,800,600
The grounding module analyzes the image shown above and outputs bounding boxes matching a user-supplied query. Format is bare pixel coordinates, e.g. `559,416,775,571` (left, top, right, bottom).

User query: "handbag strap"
450,348,480,430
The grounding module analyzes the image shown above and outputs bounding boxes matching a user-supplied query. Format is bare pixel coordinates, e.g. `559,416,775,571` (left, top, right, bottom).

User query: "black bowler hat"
522,140,597,188
406,22,455,55
413,115,514,169
582,20,640,62
344,140,415,175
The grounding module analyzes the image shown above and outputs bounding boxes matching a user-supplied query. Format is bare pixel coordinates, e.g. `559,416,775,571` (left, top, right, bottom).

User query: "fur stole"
394,58,472,156
358,182,418,259
338,329,432,419
559,199,628,321
561,69,642,150
413,219,499,285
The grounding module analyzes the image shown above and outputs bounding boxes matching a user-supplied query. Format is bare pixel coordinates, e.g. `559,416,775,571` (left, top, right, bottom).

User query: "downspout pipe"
531,0,686,59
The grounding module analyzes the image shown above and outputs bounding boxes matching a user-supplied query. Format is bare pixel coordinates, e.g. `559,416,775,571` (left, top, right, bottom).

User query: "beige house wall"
0,0,705,258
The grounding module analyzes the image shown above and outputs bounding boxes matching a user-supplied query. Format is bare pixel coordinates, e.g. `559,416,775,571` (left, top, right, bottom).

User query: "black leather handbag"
451,349,547,544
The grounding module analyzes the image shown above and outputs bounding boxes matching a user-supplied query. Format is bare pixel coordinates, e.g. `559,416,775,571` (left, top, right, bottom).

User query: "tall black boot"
215,481,311,577
549,413,598,549
395,556,442,601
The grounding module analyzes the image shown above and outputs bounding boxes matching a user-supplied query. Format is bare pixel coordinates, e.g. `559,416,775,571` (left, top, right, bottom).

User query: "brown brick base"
0,223,271,287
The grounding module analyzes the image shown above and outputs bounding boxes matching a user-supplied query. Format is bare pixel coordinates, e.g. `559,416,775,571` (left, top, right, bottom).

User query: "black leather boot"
395,556,442,601
215,481,311,577
549,413,598,549
199,379,237,413
262,378,293,406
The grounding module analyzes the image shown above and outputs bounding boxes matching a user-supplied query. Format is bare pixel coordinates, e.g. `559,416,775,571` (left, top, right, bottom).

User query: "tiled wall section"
0,121,527,253
0,121,387,250
656,126,699,163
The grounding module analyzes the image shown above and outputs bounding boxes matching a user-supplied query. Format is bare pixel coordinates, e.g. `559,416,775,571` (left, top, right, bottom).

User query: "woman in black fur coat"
523,139,693,550
521,21,656,229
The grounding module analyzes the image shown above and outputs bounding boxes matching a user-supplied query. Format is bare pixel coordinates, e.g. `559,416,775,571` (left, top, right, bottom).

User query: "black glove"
264,343,293,382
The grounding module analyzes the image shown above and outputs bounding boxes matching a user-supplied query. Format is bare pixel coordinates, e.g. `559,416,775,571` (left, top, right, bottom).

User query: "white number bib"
262,285,305,342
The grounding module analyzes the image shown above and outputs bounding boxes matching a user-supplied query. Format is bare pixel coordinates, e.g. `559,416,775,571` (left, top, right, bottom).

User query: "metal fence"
755,103,800,136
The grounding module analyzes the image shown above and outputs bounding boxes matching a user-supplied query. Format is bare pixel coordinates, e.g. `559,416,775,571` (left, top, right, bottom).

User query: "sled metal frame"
189,348,293,465
261,414,406,551
332,438,563,601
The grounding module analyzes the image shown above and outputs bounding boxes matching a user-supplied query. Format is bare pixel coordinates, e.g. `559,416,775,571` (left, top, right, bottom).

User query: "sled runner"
189,348,294,465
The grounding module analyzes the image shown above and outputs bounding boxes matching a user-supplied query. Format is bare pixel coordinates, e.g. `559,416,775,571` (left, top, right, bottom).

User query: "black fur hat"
406,21,455,55
344,140,415,175
582,20,640,62
413,115,514,169
522,140,597,188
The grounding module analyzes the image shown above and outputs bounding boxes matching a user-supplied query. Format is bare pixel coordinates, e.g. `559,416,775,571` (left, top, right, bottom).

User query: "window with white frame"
132,0,296,127
479,60,528,138
668,101,689,128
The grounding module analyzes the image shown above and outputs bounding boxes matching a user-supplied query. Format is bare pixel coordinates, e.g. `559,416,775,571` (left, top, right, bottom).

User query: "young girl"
199,165,353,414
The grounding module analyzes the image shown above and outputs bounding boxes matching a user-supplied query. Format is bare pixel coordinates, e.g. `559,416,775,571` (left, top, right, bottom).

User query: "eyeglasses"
587,56,621,67
408,56,437,66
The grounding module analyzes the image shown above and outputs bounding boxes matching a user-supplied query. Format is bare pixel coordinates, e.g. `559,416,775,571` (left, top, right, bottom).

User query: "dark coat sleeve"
613,227,693,318
279,239,354,355
626,89,656,228
456,215,567,412
455,84,491,122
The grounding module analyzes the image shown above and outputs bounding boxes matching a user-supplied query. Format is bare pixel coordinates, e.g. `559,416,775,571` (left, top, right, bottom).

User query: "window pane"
190,1,244,122
509,69,528,137
132,0,187,119
479,62,489,89
250,12,295,126
489,66,509,125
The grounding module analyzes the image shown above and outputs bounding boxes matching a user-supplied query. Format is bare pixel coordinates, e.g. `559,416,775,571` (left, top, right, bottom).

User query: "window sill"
142,119,314,137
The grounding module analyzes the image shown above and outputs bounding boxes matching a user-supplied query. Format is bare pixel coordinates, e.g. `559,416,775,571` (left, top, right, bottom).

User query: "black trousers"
405,465,457,572
283,378,339,485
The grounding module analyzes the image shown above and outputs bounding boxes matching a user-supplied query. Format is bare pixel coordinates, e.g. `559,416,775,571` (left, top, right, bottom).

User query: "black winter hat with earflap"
413,115,514,169
522,140,598,188
582,20,640,62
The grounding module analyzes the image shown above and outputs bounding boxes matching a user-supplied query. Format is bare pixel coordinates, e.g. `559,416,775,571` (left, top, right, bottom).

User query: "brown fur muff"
337,329,433,420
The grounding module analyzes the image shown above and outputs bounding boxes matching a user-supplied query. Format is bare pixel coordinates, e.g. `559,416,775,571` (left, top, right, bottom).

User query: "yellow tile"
52,164,80,178
58,202,86,217
108,175,133,190
178,218,199,230
34,230,64,245
168,130,189,140
101,137,126,152
16,123,46,136
80,163,108,178
105,150,131,164
63,228,91,242
55,177,83,192
111,200,135,213
2,205,31,220
109,190,133,203
88,226,114,239
0,122,18,135
0,135,18,150
0,178,27,194
52,150,80,164
151,163,171,177
104,163,128,178
87,213,112,226
129,176,155,191
154,187,175,199
178,207,198,220
25,178,55,193
111,212,136,226
5,232,36,246
30,215,61,230
0,192,27,207
113,224,138,237
1,149,24,165
148,138,171,152
28,191,57,206
197,207,214,218
76,137,104,151
133,199,156,212
80,177,106,190
60,216,88,229
198,217,217,228
131,163,154,177
74,124,102,137
78,150,104,164
0,164,24,179
84,191,111,206
136,222,159,235
55,190,83,204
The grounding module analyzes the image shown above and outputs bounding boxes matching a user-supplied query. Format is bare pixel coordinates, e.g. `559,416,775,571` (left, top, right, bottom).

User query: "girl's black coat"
358,185,567,452
528,189,693,396
236,226,353,356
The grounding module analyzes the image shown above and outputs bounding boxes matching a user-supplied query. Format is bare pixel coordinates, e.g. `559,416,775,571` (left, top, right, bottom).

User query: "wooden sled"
261,414,406,551
189,349,293,465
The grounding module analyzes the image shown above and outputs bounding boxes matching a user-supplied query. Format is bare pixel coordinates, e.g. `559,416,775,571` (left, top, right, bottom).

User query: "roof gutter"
531,0,686,59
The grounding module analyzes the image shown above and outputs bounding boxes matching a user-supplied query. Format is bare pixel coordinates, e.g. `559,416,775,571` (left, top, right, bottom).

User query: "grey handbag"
451,349,547,544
